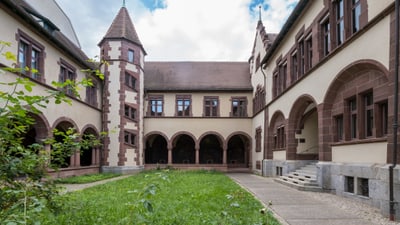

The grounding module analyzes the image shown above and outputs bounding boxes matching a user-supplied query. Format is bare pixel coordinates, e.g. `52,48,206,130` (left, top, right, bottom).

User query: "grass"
54,173,121,184
43,170,280,225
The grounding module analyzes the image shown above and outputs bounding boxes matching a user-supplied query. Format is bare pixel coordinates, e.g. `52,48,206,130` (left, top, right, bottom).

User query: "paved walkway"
228,173,383,225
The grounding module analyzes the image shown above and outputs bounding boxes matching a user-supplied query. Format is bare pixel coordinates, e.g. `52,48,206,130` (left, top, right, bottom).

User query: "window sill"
332,137,387,146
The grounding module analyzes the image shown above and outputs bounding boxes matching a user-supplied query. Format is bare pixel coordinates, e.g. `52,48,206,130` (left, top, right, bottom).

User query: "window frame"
231,97,248,117
128,49,135,63
204,96,219,117
59,59,76,96
124,130,136,146
17,30,45,81
125,72,137,91
85,80,98,107
255,127,262,152
124,104,137,121
148,95,164,117
176,95,192,117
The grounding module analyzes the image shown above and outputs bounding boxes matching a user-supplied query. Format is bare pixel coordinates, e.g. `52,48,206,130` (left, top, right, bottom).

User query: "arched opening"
199,134,222,164
172,134,195,164
288,96,319,160
80,127,98,167
227,134,250,168
145,134,168,164
52,121,75,168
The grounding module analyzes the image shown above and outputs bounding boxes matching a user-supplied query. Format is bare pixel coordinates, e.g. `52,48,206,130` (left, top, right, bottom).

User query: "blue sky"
56,0,298,61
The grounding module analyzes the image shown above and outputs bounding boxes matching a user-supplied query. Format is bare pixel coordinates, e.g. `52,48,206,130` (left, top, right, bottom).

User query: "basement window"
357,178,369,197
345,176,354,193
276,167,283,176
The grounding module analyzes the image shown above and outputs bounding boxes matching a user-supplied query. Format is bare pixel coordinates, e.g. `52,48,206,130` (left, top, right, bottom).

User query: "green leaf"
3,51,17,62
24,84,32,92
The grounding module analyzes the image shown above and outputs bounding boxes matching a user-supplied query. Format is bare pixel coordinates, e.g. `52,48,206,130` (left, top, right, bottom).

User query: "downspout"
390,0,399,221
260,63,267,176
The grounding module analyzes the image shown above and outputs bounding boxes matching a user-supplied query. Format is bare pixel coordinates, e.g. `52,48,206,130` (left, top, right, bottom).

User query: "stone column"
168,145,172,164
223,145,227,165
195,146,200,164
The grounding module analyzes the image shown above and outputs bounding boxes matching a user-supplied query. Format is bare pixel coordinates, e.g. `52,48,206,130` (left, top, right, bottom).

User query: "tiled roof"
144,62,252,91
101,7,143,47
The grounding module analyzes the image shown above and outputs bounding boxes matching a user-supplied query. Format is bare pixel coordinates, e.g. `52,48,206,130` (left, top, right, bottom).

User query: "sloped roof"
144,62,252,92
100,7,144,49
2,0,95,70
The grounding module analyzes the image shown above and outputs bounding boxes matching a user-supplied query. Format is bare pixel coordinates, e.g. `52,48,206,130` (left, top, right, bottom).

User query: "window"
322,18,331,56
299,40,305,76
255,127,262,152
273,72,278,98
279,62,287,93
364,92,374,137
59,61,76,96
204,97,219,117
291,52,298,82
17,31,44,80
345,176,354,193
349,98,357,139
231,97,247,117
274,126,286,149
124,131,136,146
336,0,345,46
378,102,388,137
148,95,163,117
357,178,369,197
176,95,191,117
352,0,361,33
306,36,313,70
86,82,97,106
253,85,265,114
335,115,344,141
128,49,134,63
125,72,136,90
125,104,137,120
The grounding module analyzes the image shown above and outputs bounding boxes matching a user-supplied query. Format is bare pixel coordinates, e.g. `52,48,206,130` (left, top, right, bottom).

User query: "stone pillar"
168,146,172,164
195,146,200,164
92,148,96,165
223,145,227,165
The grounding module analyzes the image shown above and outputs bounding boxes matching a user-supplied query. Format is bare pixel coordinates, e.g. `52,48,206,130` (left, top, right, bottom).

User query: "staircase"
274,163,323,192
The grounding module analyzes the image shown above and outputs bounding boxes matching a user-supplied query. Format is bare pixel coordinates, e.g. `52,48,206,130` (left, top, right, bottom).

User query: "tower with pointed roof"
99,5,146,173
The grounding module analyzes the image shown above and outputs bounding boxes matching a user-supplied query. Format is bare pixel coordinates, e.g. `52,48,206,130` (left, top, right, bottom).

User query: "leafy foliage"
0,41,104,224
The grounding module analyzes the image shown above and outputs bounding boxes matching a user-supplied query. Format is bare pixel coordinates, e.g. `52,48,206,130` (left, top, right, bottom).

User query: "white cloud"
55,0,298,61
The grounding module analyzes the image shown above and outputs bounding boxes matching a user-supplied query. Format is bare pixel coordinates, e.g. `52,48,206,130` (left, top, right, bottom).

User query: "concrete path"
228,173,377,225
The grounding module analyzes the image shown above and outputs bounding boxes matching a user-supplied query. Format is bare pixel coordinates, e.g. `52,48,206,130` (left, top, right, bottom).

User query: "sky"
55,0,299,61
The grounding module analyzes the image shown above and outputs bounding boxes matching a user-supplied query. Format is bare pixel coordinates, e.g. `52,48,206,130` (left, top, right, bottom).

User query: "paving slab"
228,173,375,225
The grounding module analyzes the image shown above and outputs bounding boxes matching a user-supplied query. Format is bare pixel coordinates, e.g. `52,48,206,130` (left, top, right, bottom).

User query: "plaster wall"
332,142,388,164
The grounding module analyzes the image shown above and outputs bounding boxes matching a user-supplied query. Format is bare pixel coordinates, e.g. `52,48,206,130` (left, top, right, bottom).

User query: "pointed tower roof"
99,6,146,53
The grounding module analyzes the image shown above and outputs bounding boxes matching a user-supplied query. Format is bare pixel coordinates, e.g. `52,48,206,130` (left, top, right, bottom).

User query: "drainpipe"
390,0,399,221
260,63,267,176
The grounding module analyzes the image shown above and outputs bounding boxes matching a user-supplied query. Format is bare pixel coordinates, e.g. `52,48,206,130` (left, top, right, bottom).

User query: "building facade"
1,0,399,219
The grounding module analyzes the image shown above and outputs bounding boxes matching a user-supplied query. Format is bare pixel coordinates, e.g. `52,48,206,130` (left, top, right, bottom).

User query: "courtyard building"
0,0,399,220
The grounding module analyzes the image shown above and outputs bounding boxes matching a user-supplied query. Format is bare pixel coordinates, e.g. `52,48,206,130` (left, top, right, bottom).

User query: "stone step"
287,173,317,182
274,177,323,192
279,176,317,186
294,170,317,177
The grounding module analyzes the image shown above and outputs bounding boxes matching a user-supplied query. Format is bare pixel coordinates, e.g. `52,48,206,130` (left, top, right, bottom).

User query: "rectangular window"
322,18,331,56
277,126,285,149
17,31,44,81
124,131,136,146
148,96,163,117
345,176,354,193
364,92,374,137
204,97,219,117
306,36,313,70
125,73,136,90
336,115,344,141
380,102,388,136
85,82,97,106
349,98,357,139
357,178,369,197
299,40,305,76
124,104,136,120
273,72,278,98
128,49,134,63
231,97,247,117
336,0,345,46
59,62,76,96
291,52,298,82
255,127,262,152
352,0,361,33
176,95,191,117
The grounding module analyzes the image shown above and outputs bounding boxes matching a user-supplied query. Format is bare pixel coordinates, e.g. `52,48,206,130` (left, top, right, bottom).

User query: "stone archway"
81,125,100,166
199,134,223,164
227,132,251,168
51,119,78,168
145,133,168,164
172,134,196,164
287,95,319,161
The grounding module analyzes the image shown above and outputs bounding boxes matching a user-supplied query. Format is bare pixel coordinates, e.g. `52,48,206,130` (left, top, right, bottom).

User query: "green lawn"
44,170,280,225
55,173,121,184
